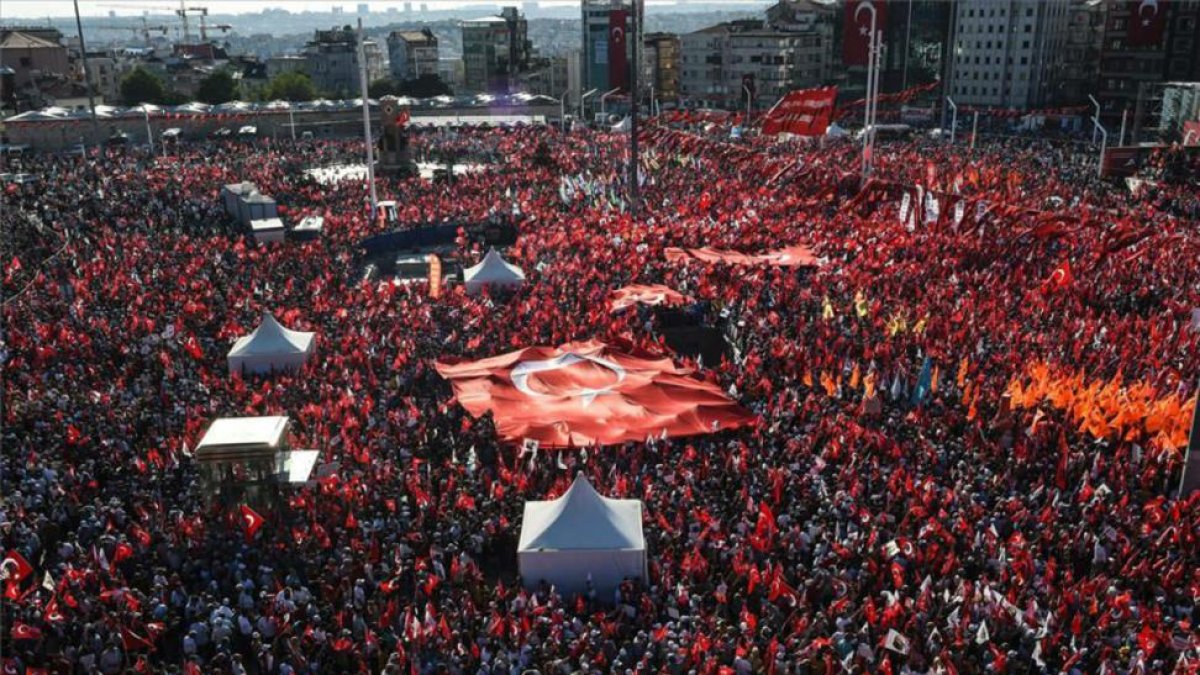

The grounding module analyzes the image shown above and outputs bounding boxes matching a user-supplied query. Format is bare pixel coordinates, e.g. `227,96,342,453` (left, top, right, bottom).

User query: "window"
1023,40,1031,49
1024,24,1032,33
1026,7,1033,17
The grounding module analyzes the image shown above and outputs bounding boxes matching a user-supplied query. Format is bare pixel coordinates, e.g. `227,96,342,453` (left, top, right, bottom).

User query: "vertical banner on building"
761,86,839,136
609,8,629,92
1126,0,1168,47
428,254,442,299
843,0,887,66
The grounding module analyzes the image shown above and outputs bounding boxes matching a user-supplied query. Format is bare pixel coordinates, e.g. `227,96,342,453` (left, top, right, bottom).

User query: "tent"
518,475,646,595
226,313,315,375
250,217,285,244
463,248,525,295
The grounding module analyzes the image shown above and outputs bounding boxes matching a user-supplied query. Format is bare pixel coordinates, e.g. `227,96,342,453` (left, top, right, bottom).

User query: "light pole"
579,88,598,124
970,110,979,151
742,84,752,123
143,105,154,155
1118,108,1128,147
600,87,621,120
1092,115,1108,178
858,1,881,179
1088,94,1101,144
649,84,656,117
356,18,378,220
946,97,957,145
559,90,569,129
289,106,296,141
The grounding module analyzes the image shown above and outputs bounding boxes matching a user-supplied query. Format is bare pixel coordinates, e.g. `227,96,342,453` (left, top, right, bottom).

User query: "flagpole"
357,18,378,221
859,2,879,179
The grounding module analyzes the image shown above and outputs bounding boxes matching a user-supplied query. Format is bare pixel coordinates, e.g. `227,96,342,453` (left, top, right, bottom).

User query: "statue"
378,96,418,177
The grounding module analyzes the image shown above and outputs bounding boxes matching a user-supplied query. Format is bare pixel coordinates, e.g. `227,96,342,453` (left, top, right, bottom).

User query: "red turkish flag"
436,340,754,447
1,550,33,583
665,245,820,268
761,87,838,136
609,9,629,92
239,505,265,540
1126,0,1167,47
609,284,690,312
1042,261,1073,292
10,622,41,641
843,1,886,66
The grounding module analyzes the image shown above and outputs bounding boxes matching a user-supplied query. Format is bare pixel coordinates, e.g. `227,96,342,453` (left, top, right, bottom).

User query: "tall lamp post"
946,97,957,145
356,18,378,220
579,88,598,123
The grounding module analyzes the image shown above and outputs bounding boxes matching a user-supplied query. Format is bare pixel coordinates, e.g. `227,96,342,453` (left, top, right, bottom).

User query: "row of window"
958,39,1035,51
958,22,1036,35
957,55,1031,66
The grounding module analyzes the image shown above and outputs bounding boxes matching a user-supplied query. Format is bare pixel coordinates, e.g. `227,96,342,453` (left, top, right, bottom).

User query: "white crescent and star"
611,26,625,43
511,352,627,407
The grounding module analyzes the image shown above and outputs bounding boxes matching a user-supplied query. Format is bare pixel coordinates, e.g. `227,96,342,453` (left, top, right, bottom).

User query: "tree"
263,71,319,102
120,67,167,106
400,74,451,99
368,78,403,99
196,69,239,105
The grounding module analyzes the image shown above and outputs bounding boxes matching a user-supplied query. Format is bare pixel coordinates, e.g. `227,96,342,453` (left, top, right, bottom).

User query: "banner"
843,0,886,66
428,254,442,299
1126,0,1168,47
1101,146,1145,177
609,9,629,92
761,86,838,136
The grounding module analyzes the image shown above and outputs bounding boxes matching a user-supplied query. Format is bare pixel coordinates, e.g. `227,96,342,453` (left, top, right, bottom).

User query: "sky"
2,0,770,19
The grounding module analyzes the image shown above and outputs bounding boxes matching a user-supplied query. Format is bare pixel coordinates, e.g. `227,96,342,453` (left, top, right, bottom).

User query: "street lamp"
946,97,957,145
579,88,598,123
1092,115,1108,178
742,84,752,122
599,87,621,120
1088,94,1101,144
559,90,570,130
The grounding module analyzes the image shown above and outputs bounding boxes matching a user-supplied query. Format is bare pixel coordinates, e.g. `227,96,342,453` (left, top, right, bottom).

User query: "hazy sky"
3,0,770,19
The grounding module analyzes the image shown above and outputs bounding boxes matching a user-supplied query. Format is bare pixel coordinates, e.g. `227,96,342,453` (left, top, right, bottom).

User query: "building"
387,29,439,81
643,32,680,105
303,26,385,97
1056,0,1104,107
946,0,1072,110
266,54,309,79
679,2,834,111
461,7,531,94
518,54,570,97
86,51,121,103
357,3,369,14
581,0,632,95
0,29,70,89
1097,0,1200,136
438,57,465,89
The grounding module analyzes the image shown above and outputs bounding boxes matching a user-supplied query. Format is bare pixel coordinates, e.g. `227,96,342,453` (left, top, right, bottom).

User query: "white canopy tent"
463,248,525,295
227,313,315,375
518,475,646,595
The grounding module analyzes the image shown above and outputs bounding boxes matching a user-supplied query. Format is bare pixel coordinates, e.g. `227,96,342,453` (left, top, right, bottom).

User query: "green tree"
196,69,239,105
264,71,319,102
120,67,167,106
399,74,451,98
368,78,402,99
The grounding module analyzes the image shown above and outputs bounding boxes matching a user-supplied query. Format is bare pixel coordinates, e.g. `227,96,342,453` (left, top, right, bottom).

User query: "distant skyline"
2,0,773,20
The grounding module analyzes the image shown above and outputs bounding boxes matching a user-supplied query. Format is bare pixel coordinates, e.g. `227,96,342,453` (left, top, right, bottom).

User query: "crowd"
1,118,1197,675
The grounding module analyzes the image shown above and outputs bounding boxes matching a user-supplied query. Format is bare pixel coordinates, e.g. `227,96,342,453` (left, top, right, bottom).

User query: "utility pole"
73,0,100,143
357,18,378,220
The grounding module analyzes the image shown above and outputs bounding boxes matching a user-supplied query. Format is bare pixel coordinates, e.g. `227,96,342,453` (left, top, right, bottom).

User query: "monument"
378,95,418,177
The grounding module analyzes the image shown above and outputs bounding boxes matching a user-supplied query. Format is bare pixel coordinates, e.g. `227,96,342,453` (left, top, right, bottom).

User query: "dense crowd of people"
1,118,1198,675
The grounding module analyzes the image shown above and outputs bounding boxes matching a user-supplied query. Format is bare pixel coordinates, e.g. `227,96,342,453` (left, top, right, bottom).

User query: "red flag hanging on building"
843,0,886,66
760,87,839,136
436,340,754,447
1126,0,1168,47
609,8,629,92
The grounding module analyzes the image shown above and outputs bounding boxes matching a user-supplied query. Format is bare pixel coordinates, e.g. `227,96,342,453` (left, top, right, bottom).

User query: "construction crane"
98,2,216,43
101,19,170,46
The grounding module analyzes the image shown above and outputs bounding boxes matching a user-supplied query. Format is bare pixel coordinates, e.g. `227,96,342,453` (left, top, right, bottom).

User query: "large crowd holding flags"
1,111,1198,675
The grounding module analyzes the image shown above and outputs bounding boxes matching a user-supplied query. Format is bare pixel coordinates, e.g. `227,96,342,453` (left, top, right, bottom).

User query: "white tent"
463,248,525,295
250,217,285,244
518,475,646,595
226,313,316,375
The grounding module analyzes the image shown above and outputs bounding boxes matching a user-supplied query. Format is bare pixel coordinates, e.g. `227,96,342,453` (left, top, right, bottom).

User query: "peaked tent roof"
519,475,644,551
228,313,314,357
464,248,525,285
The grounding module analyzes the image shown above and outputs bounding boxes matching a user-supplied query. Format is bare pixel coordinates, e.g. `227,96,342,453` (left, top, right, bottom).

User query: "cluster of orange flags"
1006,362,1195,453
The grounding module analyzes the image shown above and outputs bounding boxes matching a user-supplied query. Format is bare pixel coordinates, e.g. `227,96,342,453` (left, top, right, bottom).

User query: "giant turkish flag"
843,0,886,66
1126,0,1167,47
610,284,690,312
609,9,630,93
436,340,754,447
